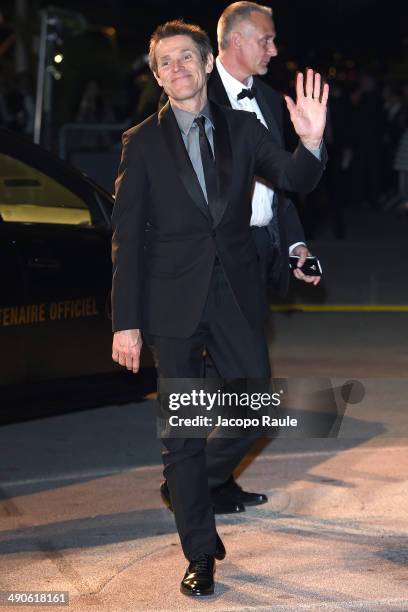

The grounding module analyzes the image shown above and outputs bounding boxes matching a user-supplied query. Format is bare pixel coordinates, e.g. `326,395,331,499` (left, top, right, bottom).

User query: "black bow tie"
237,86,256,101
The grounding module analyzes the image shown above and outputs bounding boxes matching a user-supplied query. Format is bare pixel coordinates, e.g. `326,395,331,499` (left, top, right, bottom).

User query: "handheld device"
289,255,322,276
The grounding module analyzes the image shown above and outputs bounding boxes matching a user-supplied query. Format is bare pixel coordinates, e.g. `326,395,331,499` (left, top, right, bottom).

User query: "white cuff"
289,241,306,254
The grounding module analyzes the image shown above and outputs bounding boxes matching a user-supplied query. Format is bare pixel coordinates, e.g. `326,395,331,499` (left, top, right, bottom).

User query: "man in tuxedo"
111,19,328,596
213,1,321,292
160,1,322,518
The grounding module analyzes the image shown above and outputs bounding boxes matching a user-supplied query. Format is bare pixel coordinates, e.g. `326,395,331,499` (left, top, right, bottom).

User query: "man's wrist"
300,138,322,151
114,328,142,340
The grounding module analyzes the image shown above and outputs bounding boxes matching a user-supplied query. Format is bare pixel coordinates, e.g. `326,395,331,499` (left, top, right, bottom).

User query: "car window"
0,152,92,226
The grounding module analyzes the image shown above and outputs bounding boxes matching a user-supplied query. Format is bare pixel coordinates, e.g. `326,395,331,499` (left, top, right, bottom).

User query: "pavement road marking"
159,601,408,611
270,304,408,312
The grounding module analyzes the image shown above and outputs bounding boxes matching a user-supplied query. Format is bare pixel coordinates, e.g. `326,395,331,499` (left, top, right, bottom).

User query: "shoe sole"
180,585,215,596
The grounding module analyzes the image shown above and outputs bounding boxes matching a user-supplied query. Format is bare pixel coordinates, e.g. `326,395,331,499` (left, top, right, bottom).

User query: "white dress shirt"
215,57,305,252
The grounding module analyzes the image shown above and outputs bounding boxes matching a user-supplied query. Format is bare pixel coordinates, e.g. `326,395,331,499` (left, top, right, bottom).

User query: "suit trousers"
147,260,271,560
204,233,275,489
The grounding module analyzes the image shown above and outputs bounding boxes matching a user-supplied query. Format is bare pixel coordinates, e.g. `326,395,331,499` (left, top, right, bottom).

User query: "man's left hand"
291,244,321,285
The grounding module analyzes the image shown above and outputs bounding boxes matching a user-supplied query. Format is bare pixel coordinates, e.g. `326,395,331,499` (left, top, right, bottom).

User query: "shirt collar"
171,101,214,136
216,56,253,100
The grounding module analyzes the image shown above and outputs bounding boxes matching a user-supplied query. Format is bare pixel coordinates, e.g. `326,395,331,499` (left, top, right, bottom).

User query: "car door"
0,130,115,382
0,220,27,385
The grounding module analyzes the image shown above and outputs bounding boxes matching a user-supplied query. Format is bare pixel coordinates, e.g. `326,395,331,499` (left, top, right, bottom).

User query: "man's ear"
231,31,241,49
205,52,214,75
153,71,163,88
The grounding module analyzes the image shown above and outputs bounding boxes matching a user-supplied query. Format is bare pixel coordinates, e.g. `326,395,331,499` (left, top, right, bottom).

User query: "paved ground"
0,365,407,611
0,210,407,610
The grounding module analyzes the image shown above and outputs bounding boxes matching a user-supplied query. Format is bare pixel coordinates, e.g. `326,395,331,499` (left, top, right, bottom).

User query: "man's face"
154,34,213,103
236,13,277,77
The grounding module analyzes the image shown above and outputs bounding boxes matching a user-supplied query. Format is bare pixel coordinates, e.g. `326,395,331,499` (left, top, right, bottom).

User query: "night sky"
1,0,407,119
3,0,408,70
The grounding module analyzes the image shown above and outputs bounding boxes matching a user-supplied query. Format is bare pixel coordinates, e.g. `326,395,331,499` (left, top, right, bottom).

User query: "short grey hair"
217,1,273,51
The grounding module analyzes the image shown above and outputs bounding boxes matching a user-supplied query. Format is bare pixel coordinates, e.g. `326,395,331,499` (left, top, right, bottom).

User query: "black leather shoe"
160,482,226,560
180,554,215,597
211,476,268,507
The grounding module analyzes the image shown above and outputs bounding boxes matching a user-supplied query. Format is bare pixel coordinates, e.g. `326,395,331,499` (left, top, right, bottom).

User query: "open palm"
284,69,329,147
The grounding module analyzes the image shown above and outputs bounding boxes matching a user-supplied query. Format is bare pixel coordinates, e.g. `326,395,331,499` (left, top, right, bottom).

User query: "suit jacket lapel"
209,67,285,232
208,67,231,108
158,102,212,223
209,101,232,228
253,86,281,236
254,83,283,146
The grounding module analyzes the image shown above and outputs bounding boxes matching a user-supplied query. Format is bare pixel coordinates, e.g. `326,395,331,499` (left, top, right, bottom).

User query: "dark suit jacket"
208,66,306,295
111,100,326,338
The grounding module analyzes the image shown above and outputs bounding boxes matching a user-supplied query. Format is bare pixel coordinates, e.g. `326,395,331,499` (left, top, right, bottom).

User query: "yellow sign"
0,297,99,327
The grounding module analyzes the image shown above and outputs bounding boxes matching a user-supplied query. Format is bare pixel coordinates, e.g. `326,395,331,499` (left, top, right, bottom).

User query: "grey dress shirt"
171,102,214,203
171,101,321,207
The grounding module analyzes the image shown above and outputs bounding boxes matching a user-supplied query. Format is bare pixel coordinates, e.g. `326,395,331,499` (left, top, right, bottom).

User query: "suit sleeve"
281,196,306,246
250,114,327,194
111,131,148,332
275,97,306,246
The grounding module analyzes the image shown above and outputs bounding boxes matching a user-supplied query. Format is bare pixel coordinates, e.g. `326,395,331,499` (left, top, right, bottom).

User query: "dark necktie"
195,115,219,220
237,86,256,101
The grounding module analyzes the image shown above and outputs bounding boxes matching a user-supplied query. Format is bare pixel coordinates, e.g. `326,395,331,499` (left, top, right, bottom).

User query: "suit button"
211,231,216,238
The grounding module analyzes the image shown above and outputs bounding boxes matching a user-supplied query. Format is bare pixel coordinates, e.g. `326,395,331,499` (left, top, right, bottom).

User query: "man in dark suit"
212,1,321,294
111,19,328,596
160,1,322,517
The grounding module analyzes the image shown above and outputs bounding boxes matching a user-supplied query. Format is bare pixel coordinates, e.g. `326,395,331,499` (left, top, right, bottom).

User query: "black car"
0,129,154,415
